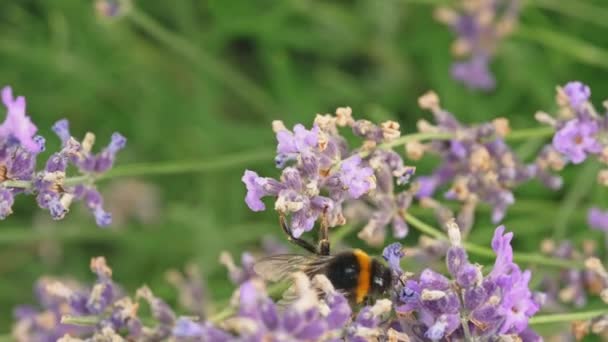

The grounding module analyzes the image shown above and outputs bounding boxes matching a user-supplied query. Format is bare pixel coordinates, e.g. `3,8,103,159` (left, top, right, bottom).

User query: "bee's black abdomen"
324,252,360,291
370,259,392,294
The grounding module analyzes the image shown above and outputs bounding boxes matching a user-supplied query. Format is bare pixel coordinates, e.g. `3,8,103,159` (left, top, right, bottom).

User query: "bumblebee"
254,213,393,304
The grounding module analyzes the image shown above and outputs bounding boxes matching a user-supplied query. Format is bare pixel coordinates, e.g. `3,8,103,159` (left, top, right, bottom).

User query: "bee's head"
371,259,393,294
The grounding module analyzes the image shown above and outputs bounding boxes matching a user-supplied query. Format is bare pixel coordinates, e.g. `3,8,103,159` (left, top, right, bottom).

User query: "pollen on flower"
90,256,112,278
335,106,354,127
381,121,401,141
492,117,511,137
405,140,425,161
418,91,440,111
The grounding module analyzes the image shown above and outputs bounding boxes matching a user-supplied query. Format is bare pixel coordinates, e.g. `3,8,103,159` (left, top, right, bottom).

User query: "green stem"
515,25,608,71
61,315,101,326
527,0,608,29
504,126,553,141
379,131,453,151
530,310,607,325
98,148,272,181
125,9,278,118
403,213,585,269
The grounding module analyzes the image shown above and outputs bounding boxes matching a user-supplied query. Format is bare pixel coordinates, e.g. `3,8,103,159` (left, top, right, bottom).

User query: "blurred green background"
1,0,608,338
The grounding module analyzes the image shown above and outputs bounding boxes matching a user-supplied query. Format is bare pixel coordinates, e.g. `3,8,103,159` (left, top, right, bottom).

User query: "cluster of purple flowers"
539,239,608,310
14,257,192,341
14,255,401,341
536,81,605,167
243,108,415,245
0,86,126,226
435,0,520,90
414,91,556,229
387,222,543,341
536,81,608,236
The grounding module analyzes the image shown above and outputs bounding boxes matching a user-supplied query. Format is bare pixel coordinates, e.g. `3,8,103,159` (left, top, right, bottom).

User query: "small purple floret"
588,207,608,232
552,118,602,164
563,81,591,109
339,155,374,199
0,86,42,153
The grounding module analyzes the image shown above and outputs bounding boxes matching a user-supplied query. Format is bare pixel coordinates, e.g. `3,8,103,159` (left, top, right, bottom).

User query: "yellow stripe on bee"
353,249,371,303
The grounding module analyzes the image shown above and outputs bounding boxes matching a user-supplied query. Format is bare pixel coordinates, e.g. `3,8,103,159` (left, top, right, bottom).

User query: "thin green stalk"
528,0,608,29
61,315,101,326
379,131,453,151
402,213,446,240
530,310,607,325
125,9,279,118
504,126,553,141
515,25,608,71
553,162,600,240
404,213,585,269
330,224,356,245
98,148,273,180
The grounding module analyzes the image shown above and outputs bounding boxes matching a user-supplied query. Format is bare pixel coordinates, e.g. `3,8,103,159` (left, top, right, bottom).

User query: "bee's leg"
279,212,318,254
318,206,330,256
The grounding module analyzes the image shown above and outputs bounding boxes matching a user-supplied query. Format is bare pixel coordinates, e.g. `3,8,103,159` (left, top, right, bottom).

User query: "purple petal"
0,86,41,153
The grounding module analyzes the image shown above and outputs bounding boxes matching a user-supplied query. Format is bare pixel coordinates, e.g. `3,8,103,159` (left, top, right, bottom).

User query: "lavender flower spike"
563,81,591,109
337,155,376,199
241,170,282,212
0,188,14,219
552,118,601,164
0,86,42,153
382,242,405,275
390,223,542,340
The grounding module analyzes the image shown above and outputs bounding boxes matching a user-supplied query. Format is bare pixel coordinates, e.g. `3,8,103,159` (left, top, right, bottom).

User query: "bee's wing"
253,254,329,283
277,280,351,308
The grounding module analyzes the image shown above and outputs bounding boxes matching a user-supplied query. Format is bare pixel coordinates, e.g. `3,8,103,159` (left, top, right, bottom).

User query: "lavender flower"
552,118,601,164
540,240,608,310
0,86,126,226
536,82,608,182
451,54,495,90
383,242,405,276
334,155,374,199
435,0,520,90
0,86,43,153
0,86,46,220
415,91,542,225
219,251,257,285
166,263,207,319
563,81,591,109
391,221,543,340
244,108,420,243
33,120,127,226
